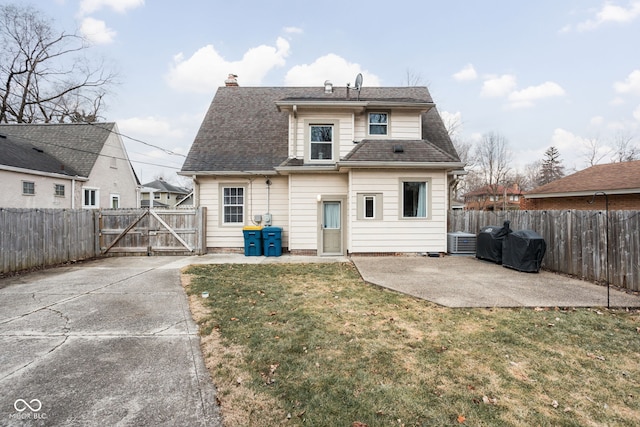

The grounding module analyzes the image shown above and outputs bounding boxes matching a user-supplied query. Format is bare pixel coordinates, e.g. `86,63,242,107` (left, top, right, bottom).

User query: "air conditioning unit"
447,232,477,255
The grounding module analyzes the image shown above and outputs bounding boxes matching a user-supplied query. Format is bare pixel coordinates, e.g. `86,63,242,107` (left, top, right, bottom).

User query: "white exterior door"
322,201,342,254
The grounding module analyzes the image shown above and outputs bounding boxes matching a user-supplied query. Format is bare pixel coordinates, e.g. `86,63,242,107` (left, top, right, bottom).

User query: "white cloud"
80,17,116,44
614,69,640,94
634,104,640,121
452,64,477,82
574,0,640,31
118,116,184,140
284,54,381,87
590,116,605,127
78,0,144,16
480,74,517,97
166,37,291,93
507,82,565,108
284,27,303,34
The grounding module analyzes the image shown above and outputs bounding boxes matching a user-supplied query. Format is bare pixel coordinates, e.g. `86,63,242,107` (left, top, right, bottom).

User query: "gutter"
337,161,465,170
0,164,89,181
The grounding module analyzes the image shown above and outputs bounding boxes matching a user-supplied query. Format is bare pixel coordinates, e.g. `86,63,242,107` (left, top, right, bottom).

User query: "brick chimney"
225,74,238,86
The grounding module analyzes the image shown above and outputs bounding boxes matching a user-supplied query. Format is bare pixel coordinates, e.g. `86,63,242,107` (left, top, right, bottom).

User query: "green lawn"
183,262,640,427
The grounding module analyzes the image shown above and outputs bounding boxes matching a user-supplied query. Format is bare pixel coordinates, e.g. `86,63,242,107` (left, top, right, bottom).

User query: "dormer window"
310,125,333,161
368,113,388,135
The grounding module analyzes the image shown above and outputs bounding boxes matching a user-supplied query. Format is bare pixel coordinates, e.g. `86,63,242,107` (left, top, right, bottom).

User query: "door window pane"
323,202,340,229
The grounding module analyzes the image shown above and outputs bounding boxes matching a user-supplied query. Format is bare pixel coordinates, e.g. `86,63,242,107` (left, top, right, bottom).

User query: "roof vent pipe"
324,80,333,94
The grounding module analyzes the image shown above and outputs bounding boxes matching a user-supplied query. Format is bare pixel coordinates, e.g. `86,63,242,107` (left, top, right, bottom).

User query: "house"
0,123,140,209
522,160,640,210
463,184,523,211
140,177,192,208
180,76,464,255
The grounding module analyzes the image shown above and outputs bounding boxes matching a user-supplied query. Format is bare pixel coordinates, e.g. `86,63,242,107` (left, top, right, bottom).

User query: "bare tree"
610,131,638,162
0,3,116,123
403,69,425,86
582,136,610,167
474,131,512,203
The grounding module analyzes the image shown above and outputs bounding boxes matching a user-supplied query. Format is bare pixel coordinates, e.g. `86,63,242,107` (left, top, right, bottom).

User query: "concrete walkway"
2,253,638,425
352,255,640,308
0,257,223,426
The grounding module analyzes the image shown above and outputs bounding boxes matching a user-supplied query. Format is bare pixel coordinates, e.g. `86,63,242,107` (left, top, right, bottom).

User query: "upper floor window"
368,113,388,135
54,184,65,197
110,194,120,209
23,181,35,195
310,125,333,161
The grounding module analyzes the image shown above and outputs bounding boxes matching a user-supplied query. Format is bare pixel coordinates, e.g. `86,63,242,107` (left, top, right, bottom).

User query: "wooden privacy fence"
448,210,640,291
0,208,98,275
0,207,206,275
98,208,206,256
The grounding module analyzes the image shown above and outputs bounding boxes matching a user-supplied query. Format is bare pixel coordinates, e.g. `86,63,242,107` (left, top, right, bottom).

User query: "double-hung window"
54,184,65,197
402,181,428,218
310,125,333,161
222,186,244,224
22,181,35,195
368,113,388,135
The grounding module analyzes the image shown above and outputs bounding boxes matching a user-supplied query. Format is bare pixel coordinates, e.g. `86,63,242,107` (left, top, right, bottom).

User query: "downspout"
191,175,200,208
72,178,76,209
293,105,298,158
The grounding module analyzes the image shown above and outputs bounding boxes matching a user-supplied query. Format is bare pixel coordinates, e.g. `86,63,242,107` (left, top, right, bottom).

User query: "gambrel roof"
181,86,460,174
0,122,117,177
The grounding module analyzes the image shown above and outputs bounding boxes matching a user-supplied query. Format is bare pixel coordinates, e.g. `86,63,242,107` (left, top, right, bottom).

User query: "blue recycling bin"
243,226,263,256
262,226,282,257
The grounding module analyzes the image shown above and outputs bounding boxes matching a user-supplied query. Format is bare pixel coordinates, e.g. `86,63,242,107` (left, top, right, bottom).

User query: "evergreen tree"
538,146,565,186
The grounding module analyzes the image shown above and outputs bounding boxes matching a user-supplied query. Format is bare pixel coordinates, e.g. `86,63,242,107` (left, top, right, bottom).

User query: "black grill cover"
502,230,546,273
476,221,512,264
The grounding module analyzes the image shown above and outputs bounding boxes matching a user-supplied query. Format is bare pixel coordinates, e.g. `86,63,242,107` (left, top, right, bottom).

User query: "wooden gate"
99,208,206,255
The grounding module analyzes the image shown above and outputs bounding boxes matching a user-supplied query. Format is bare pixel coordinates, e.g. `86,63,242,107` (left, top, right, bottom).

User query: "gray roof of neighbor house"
181,86,460,173
0,134,81,176
525,160,640,197
142,178,190,194
0,122,117,177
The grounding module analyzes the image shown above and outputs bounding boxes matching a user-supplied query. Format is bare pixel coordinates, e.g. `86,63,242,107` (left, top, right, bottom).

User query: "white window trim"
399,178,431,220
356,193,383,220
367,111,390,137
110,194,120,209
304,120,339,164
82,187,99,209
220,184,247,226
22,181,35,196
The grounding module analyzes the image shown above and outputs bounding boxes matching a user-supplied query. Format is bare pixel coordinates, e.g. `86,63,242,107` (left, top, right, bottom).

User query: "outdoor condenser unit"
447,232,477,254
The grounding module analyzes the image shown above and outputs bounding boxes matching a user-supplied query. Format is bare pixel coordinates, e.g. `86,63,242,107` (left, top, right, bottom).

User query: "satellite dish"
354,73,363,90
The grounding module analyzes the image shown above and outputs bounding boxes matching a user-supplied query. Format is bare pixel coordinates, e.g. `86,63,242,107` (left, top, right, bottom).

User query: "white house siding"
288,173,348,251
349,169,448,253
0,169,76,209
353,110,422,140
289,111,355,160
86,131,139,209
199,176,289,250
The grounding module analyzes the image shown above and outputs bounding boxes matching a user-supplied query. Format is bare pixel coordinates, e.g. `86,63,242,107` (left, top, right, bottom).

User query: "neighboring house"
0,123,140,209
463,184,523,211
180,76,464,255
522,160,640,210
140,178,192,208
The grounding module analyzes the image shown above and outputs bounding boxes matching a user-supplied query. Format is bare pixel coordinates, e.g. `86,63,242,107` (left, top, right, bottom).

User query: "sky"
31,0,640,184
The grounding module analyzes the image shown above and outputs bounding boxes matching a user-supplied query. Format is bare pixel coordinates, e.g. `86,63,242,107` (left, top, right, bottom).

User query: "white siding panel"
289,173,348,250
199,176,290,249
349,169,448,253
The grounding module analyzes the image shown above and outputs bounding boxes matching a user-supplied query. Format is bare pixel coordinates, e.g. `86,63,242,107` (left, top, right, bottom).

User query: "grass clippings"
183,262,640,427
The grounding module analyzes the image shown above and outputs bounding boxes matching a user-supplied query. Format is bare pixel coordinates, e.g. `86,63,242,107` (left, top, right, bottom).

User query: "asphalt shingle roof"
181,86,460,173
0,122,115,177
526,160,640,195
142,179,190,194
0,134,80,176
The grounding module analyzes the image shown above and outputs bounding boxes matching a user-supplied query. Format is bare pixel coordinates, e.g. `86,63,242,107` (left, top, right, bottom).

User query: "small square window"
369,113,388,135
54,184,65,197
23,181,35,195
